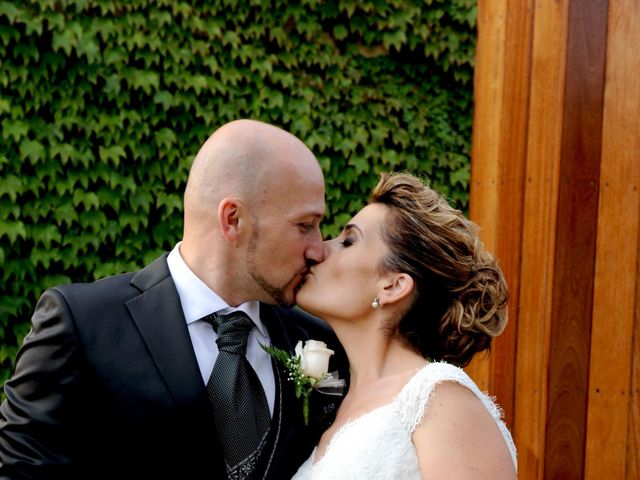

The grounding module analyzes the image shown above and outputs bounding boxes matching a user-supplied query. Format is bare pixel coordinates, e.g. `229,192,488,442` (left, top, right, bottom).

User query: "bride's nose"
322,237,337,258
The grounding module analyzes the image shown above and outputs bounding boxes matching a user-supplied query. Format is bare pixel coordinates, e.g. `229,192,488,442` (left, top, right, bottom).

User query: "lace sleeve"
394,362,518,471
394,362,470,433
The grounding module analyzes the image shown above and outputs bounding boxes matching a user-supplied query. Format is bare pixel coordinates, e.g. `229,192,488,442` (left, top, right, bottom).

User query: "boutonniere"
262,339,346,426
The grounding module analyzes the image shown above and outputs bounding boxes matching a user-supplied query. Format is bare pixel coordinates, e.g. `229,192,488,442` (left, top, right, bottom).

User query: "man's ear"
217,198,241,243
378,273,414,307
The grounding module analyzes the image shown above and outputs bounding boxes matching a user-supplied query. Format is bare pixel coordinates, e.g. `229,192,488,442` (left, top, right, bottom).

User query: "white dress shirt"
166,243,275,415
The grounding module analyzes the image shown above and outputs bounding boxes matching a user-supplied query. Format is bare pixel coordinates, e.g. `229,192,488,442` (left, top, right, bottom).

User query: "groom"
0,119,347,479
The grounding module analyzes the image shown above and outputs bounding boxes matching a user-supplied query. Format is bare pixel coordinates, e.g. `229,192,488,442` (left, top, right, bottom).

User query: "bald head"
184,119,322,226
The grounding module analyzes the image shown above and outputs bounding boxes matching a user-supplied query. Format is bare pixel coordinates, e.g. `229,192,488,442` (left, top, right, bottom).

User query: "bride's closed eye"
340,237,354,247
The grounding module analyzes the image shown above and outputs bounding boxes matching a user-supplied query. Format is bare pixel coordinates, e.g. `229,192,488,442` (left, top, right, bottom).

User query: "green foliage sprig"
0,0,476,385
262,344,316,424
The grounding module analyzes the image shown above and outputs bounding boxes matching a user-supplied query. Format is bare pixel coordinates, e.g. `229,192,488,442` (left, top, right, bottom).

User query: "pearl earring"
371,297,381,309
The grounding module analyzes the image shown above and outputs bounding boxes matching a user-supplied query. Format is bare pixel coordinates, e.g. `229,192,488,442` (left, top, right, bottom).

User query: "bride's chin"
294,287,318,314
295,293,310,311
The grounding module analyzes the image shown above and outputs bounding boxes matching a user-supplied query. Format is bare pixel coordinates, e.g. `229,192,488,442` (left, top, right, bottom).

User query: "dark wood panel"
544,0,609,479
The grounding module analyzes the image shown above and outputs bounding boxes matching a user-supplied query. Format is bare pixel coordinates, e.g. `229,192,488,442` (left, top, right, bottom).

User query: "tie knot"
204,311,253,355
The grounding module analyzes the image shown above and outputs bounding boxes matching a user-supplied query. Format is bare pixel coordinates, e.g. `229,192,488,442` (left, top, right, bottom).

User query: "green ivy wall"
0,0,476,383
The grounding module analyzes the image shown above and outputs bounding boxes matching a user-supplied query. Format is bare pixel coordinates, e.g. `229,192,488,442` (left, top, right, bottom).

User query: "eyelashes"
340,238,354,247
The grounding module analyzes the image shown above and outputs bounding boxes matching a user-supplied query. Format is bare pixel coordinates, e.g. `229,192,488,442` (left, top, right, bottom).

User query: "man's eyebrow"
295,213,324,221
344,223,364,237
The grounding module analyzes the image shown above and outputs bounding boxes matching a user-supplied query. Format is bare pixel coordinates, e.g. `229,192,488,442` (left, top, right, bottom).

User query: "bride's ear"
378,273,414,307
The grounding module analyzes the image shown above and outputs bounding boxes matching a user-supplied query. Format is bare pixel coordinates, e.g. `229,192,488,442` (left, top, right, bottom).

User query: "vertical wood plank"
628,246,640,479
544,1,609,478
514,1,569,478
584,0,640,477
487,0,535,430
467,0,508,392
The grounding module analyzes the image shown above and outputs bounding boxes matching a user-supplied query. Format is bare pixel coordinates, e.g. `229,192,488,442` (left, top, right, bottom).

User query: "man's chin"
255,271,307,308
279,295,296,309
281,285,302,308
269,285,297,308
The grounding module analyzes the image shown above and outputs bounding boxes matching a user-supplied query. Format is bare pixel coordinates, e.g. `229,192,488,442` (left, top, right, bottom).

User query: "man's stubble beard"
246,221,300,308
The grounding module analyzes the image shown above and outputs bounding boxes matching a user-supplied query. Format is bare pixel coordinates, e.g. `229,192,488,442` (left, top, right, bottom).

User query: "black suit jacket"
0,255,348,479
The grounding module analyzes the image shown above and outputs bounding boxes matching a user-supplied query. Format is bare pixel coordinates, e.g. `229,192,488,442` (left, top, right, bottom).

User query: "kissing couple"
0,120,517,479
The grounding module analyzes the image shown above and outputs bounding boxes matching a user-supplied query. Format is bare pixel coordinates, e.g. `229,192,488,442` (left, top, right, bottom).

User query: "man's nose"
305,230,325,264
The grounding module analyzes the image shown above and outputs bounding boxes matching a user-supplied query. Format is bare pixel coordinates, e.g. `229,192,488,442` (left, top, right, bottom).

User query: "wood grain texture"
585,1,640,477
470,1,639,478
487,0,535,430
629,246,640,479
467,0,509,392
544,1,609,478
513,1,569,478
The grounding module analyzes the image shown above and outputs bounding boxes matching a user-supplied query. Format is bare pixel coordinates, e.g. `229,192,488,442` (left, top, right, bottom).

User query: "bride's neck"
331,322,426,389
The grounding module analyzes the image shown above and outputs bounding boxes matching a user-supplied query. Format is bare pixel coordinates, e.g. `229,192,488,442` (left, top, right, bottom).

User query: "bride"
292,172,517,479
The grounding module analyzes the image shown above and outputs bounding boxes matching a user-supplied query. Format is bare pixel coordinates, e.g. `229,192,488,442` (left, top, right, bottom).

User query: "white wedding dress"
292,362,517,479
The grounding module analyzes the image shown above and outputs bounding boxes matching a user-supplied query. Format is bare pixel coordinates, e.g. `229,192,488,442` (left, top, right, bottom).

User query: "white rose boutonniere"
296,339,333,378
262,340,345,425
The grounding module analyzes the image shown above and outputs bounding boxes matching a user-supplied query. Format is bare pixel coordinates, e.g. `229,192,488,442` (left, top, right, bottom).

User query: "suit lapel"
125,255,208,407
260,304,302,423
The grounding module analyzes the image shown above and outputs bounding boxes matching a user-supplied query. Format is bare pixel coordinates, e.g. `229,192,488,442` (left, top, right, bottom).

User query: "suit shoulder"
53,271,137,304
51,254,170,306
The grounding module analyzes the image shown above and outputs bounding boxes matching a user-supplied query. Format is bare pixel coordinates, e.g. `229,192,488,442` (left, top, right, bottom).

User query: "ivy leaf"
153,90,173,110
0,97,10,113
0,175,22,202
50,143,78,165
72,190,100,211
333,25,348,41
156,192,182,215
0,219,27,242
2,120,28,142
52,29,76,56
0,2,21,23
53,202,78,228
42,274,71,290
99,145,126,167
31,224,62,249
129,189,152,214
450,165,470,188
103,74,121,96
349,156,370,175
19,139,45,164
382,30,407,51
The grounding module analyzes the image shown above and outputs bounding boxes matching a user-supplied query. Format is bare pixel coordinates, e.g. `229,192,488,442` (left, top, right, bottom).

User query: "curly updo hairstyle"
371,172,508,367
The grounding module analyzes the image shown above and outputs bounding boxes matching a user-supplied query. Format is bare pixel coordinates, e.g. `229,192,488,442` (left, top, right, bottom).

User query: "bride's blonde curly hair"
371,172,508,367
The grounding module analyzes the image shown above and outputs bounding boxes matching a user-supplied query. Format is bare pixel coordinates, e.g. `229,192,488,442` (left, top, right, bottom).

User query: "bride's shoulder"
393,362,477,430
397,361,472,399
411,379,517,478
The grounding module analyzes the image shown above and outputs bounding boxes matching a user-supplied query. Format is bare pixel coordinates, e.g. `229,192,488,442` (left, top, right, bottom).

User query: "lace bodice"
291,362,517,479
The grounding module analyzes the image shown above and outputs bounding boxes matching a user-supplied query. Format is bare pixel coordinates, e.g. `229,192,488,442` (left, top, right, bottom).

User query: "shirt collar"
166,242,268,337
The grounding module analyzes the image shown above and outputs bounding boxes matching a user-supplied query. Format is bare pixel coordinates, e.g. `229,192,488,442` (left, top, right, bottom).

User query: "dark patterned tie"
202,311,271,480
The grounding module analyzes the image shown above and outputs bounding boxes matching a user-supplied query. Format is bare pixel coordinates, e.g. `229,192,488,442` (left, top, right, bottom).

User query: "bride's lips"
295,269,313,291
